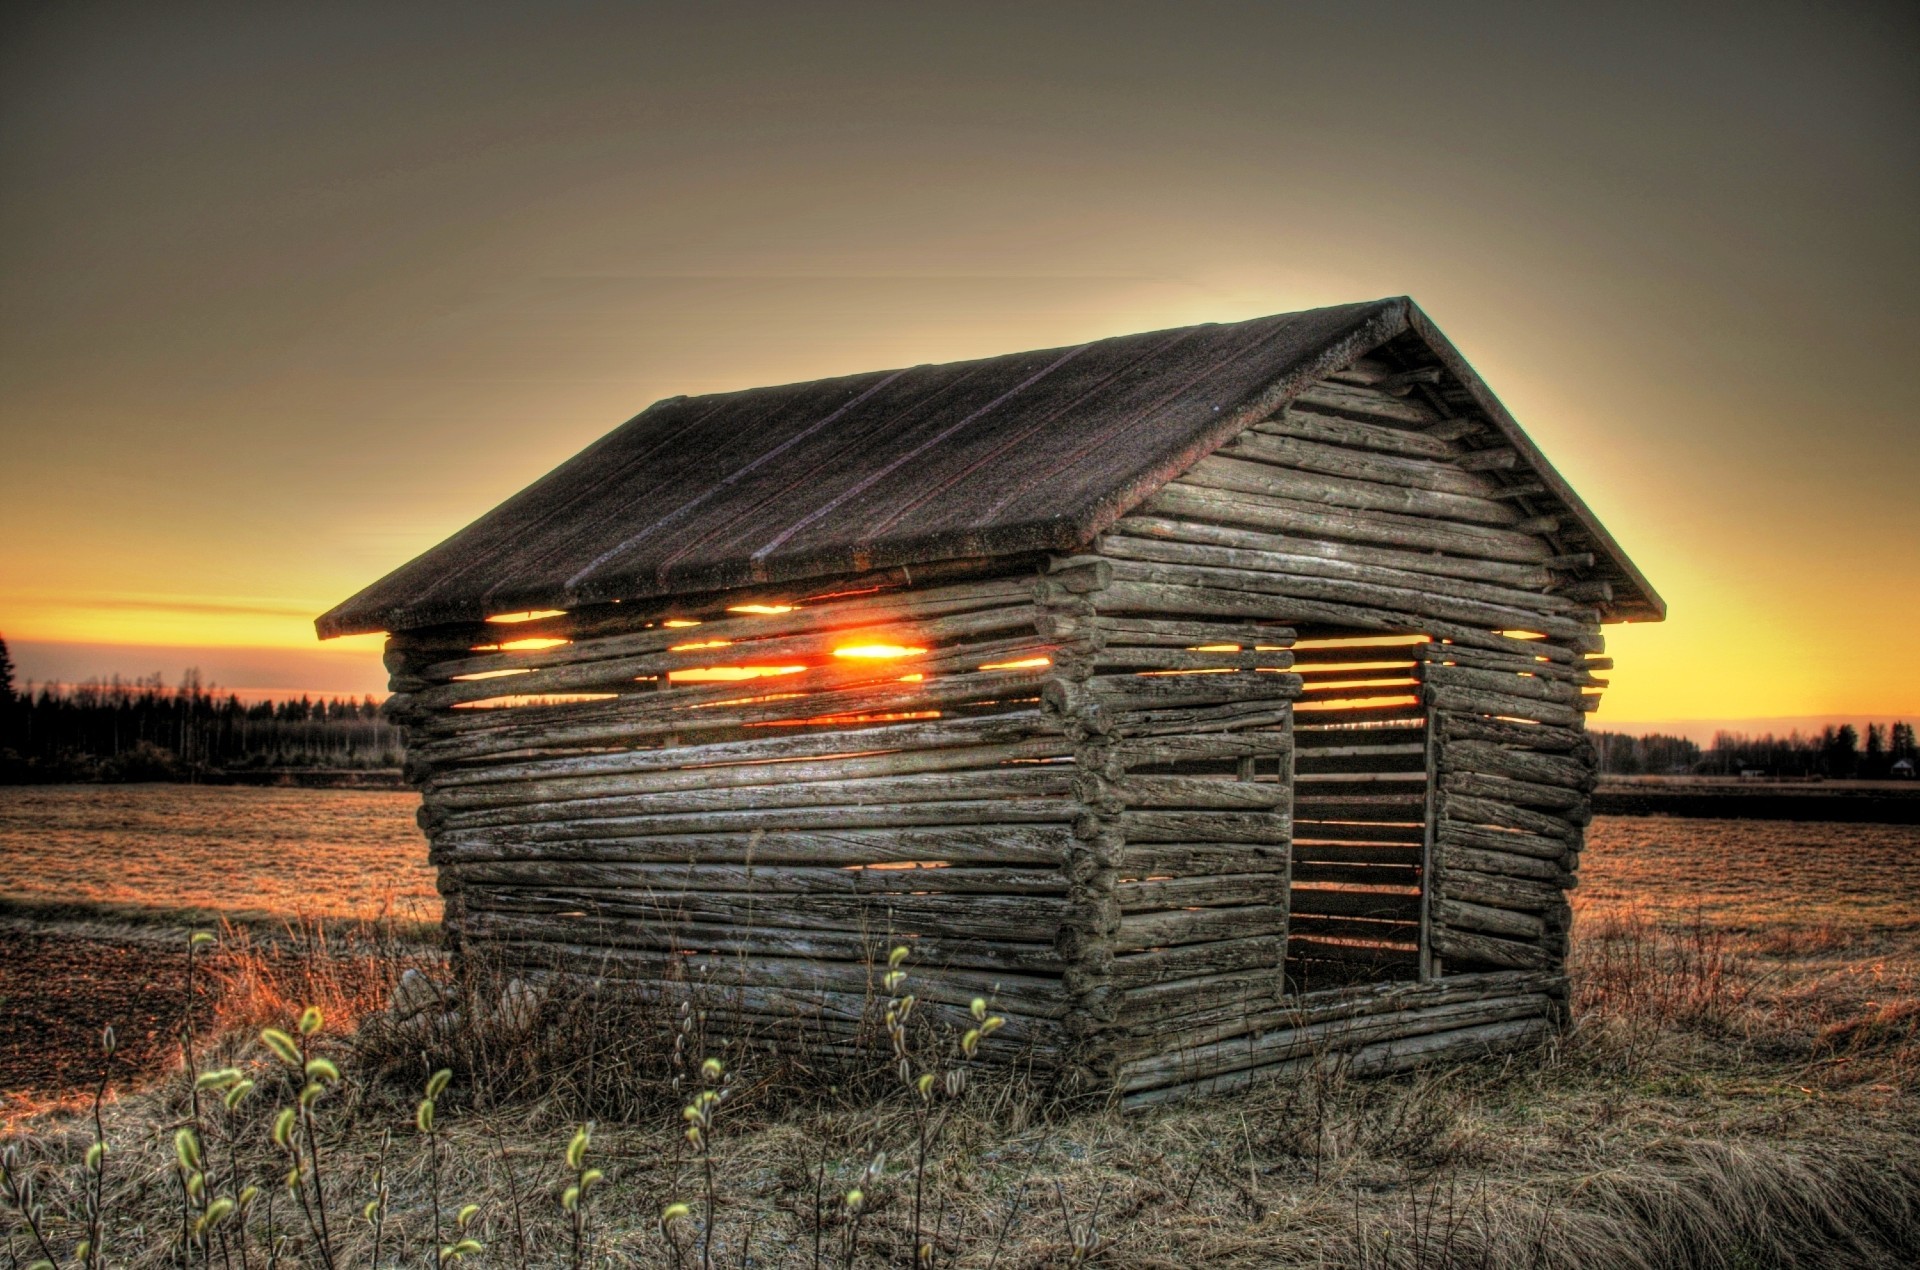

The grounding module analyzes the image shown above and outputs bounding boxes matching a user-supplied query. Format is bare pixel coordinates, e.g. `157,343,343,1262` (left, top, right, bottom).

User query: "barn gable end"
333,299,1652,1105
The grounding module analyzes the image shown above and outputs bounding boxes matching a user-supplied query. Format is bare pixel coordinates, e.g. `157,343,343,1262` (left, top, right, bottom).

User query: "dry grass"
4,816,1919,1267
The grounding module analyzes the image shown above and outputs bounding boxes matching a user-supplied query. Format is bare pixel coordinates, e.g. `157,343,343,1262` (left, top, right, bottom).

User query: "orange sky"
2,3,1916,730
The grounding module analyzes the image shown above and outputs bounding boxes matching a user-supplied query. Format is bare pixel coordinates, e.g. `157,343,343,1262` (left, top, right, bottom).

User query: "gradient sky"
3,1,1915,731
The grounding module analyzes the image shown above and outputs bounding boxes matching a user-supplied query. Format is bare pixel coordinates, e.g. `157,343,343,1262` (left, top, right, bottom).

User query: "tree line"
1592,722,1918,779
0,635,403,782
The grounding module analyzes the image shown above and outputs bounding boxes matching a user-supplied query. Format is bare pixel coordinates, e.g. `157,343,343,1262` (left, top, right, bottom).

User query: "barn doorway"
1284,630,1434,991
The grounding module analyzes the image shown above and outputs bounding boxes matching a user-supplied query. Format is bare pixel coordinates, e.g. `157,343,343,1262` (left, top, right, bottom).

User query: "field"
2,788,1919,1266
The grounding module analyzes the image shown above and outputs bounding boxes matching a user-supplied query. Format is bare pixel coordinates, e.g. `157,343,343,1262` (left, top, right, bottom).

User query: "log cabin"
318,297,1662,1106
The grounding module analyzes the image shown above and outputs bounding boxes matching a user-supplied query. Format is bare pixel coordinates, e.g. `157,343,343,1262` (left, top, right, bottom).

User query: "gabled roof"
317,297,1661,637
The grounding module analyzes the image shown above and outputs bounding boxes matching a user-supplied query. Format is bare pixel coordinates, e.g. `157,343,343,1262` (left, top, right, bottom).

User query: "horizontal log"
1456,447,1518,471
1119,993,1549,1094
1086,646,1294,673
1186,454,1522,526
1218,432,1500,498
1438,844,1569,883
1109,934,1289,990
1117,873,1290,913
443,860,1070,897
1086,774,1289,811
1443,737,1589,787
1431,926,1554,970
427,712,1059,788
1441,771,1590,813
1425,663,1585,706
474,939,1071,1014
1439,714,1587,753
1434,867,1566,913
1432,896,1545,940
428,736,1075,810
1115,903,1290,952
1112,732,1293,769
431,824,1075,867
1044,671,1301,719
1443,790,1586,836
1041,614,1297,649
1115,810,1294,844
458,885,1073,945
430,765,1077,831
1118,843,1291,876
1436,821,1572,862
1099,581,1585,669
1101,534,1583,623
1250,409,1459,461
433,798,1081,845
1144,483,1552,565
461,909,1066,977
1426,686,1584,728
1113,514,1553,589
1290,382,1441,426
1419,642,1603,685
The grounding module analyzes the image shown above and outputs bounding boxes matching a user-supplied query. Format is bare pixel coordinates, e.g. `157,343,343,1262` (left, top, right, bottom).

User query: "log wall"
1099,353,1602,1105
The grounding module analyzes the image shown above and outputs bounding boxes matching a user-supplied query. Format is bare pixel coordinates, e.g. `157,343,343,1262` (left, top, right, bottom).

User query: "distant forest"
1593,723,1918,779
0,635,402,783
2,635,1912,785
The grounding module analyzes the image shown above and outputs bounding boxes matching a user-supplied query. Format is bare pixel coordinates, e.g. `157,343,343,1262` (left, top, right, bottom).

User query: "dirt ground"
0,925,188,1103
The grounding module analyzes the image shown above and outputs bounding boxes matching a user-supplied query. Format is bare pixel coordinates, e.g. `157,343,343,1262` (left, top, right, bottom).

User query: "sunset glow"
2,6,1912,733
667,665,807,684
832,644,928,661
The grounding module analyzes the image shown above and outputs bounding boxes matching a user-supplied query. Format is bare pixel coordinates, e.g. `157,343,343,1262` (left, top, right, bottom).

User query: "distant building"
1894,757,1917,780
320,297,1663,1106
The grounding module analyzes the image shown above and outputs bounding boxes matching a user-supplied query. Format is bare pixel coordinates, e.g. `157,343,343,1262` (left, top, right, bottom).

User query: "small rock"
390,968,445,1021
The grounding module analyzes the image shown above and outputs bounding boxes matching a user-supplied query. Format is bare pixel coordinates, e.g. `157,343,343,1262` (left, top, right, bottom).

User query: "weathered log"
443,859,1071,896
1109,935,1289,990
1441,772,1590,813
1438,843,1569,883
1117,843,1291,876
1420,642,1604,685
1431,926,1553,970
428,710,1059,788
1439,714,1587,753
1101,534,1584,621
1113,513,1553,588
431,823,1074,867
1115,904,1291,952
430,766,1077,831
1250,410,1458,461
428,737,1075,810
1118,993,1549,1094
462,909,1066,976
1424,663,1585,706
1436,821,1572,862
1100,580,1587,665
1218,432,1501,498
1113,810,1293,844
1432,896,1545,940
1116,873,1291,913
1143,483,1552,565
433,798,1080,846
1434,866,1565,912
1425,685,1584,728
1290,382,1440,426
459,884,1073,944
1185,454,1522,527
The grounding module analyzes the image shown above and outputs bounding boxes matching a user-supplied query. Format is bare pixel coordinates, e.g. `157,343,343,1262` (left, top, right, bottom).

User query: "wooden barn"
319,297,1662,1106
